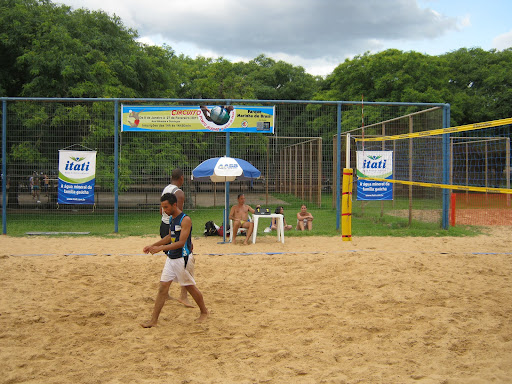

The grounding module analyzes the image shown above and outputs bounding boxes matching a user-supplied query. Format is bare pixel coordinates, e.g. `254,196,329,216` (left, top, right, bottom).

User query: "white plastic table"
252,213,284,244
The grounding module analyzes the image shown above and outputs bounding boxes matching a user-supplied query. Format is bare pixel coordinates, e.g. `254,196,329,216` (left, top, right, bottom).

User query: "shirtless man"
229,194,259,245
296,204,314,231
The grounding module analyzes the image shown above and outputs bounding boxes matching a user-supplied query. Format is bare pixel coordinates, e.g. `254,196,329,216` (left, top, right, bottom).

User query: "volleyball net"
355,117,512,226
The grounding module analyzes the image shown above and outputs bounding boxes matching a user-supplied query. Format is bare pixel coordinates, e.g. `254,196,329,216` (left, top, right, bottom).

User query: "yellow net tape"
355,117,512,142
358,177,512,194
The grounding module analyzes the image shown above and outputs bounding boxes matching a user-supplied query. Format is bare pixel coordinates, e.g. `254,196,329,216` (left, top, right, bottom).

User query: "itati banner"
58,150,97,204
356,151,393,201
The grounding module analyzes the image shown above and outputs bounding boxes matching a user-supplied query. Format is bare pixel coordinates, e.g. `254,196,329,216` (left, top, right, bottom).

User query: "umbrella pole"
224,182,227,243
218,180,230,244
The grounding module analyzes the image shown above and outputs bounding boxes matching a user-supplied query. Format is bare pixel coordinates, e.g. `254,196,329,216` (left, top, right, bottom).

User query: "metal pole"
317,137,322,207
345,133,350,168
506,138,510,207
301,143,305,200
336,104,342,230
2,100,7,234
381,123,385,218
442,104,451,229
224,132,230,243
266,140,269,205
332,136,336,209
294,145,298,197
114,100,119,233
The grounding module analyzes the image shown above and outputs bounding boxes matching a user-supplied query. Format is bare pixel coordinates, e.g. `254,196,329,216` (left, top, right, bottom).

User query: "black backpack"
204,221,218,236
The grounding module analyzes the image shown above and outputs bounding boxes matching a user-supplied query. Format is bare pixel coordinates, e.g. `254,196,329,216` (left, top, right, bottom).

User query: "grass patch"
4,194,482,238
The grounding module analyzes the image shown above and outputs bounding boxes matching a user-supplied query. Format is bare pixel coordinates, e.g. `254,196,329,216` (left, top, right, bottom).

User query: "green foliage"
9,141,45,162
2,0,512,175
243,55,320,100
322,48,512,128
0,0,179,98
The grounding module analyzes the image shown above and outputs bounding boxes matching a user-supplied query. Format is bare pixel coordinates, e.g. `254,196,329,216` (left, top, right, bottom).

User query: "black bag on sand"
204,221,218,236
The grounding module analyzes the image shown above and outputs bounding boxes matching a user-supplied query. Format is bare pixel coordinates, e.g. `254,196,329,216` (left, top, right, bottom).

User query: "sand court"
1,229,511,383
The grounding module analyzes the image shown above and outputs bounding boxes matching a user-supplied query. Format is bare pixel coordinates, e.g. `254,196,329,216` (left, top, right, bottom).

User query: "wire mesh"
352,112,512,226
1,99,453,234
345,106,446,225
2,100,115,234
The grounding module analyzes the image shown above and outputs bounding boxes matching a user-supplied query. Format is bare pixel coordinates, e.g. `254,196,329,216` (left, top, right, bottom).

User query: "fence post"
336,103,341,231
450,193,456,227
317,137,322,207
301,143,305,200
309,141,313,203
507,138,510,207
266,140,269,205
2,99,6,234
114,100,119,233
442,104,451,230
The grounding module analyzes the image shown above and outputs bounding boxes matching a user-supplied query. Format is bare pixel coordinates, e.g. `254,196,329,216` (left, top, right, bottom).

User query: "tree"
318,48,512,127
244,55,319,101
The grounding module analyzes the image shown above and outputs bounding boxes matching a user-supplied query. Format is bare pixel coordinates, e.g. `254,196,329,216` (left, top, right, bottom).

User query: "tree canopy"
2,0,511,192
319,48,512,125
2,0,511,125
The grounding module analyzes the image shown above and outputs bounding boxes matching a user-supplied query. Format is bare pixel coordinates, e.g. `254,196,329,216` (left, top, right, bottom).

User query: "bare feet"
140,320,157,328
196,310,209,323
177,297,194,308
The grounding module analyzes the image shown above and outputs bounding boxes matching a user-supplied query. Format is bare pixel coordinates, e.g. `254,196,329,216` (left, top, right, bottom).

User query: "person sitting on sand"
229,193,259,245
296,204,314,231
271,206,293,231
141,193,208,327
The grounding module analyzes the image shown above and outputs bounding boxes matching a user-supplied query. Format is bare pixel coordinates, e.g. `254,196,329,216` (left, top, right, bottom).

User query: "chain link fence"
1,98,448,235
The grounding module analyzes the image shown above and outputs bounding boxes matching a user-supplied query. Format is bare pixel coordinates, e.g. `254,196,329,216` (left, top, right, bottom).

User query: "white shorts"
160,254,196,286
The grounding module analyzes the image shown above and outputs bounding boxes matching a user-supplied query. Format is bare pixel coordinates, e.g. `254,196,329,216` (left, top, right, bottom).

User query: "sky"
57,0,512,77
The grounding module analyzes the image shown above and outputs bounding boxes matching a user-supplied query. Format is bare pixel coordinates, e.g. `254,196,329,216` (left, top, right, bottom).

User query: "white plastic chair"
229,214,252,243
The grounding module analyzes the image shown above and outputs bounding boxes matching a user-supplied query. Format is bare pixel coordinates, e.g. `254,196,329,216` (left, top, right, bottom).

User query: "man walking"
141,193,208,327
160,169,191,307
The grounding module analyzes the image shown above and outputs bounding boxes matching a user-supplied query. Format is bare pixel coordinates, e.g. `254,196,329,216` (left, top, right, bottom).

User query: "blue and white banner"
356,151,393,201
58,150,97,204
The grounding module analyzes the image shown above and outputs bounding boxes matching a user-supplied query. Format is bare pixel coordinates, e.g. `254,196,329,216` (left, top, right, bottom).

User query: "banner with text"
58,150,97,204
121,105,275,133
356,151,393,201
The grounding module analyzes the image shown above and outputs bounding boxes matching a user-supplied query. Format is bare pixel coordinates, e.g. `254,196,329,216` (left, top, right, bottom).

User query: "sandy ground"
1,228,511,384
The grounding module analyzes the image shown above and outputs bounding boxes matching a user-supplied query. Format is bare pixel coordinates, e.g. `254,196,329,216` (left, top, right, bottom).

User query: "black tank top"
166,212,192,259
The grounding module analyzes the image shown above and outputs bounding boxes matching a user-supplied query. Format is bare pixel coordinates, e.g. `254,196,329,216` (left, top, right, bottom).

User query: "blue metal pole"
114,100,119,233
336,103,342,231
224,132,230,243
442,104,451,230
2,100,7,234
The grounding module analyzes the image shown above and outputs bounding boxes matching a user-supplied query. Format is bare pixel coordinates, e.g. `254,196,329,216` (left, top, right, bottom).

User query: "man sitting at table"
229,193,259,245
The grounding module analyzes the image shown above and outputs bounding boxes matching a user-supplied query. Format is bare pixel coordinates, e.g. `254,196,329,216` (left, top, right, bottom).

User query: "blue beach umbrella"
192,156,261,242
191,156,261,182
